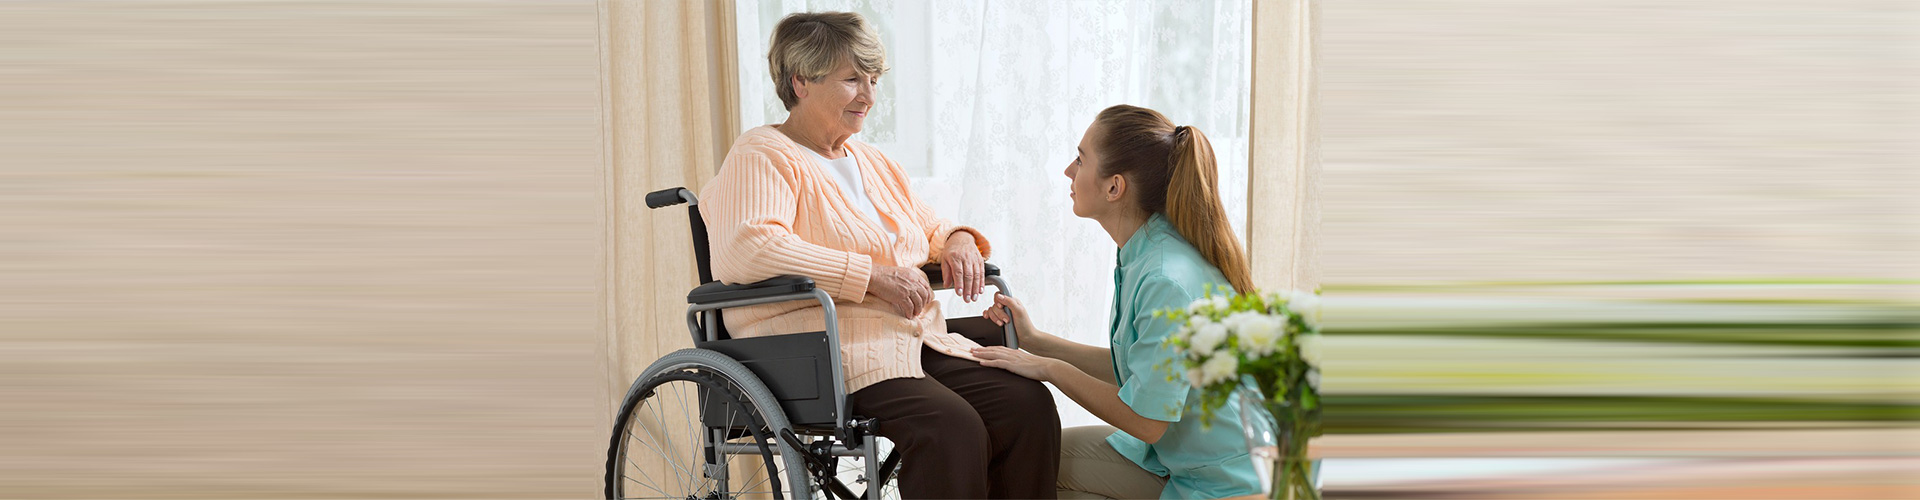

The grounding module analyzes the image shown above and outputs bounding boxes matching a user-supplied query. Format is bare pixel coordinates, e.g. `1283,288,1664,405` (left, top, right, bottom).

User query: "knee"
900,404,992,455
1004,377,1060,427
972,376,1059,445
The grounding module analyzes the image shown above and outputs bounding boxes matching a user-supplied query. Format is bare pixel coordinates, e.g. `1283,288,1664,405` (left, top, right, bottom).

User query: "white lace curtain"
736,0,1251,428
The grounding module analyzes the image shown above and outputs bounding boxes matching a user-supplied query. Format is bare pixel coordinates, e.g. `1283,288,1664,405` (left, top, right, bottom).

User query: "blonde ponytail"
1092,105,1255,294
1165,126,1254,294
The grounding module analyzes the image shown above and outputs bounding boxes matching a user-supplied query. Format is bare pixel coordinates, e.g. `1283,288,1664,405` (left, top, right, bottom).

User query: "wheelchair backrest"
643,187,714,284
645,187,737,341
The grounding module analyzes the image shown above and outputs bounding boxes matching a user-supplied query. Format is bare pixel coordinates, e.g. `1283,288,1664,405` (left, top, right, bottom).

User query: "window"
736,0,1252,429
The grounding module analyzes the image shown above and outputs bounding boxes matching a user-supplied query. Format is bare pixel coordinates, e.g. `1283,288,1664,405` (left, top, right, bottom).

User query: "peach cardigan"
700,125,991,393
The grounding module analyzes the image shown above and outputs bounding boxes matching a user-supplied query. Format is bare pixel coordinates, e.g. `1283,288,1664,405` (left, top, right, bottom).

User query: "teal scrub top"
1105,214,1262,499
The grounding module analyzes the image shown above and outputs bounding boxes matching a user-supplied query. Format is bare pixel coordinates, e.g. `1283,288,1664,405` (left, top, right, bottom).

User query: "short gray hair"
767,11,889,110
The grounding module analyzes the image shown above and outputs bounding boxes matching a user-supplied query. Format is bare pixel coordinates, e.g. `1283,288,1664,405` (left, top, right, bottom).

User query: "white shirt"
805,146,899,241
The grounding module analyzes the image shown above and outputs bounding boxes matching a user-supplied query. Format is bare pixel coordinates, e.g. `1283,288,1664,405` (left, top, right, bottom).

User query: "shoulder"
1128,234,1230,306
723,126,805,171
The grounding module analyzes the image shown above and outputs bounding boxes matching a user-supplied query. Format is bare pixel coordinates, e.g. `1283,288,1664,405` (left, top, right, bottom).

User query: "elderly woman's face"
793,60,877,137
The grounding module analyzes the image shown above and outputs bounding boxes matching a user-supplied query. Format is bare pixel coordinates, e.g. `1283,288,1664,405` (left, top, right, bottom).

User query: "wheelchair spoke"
723,379,784,498
622,454,667,497
634,430,690,493
640,406,690,484
634,385,695,493
709,396,739,495
622,418,680,498
626,421,677,477
678,381,700,492
621,473,667,498
711,383,768,498
680,381,707,493
661,381,684,492
736,477,772,496
733,443,773,494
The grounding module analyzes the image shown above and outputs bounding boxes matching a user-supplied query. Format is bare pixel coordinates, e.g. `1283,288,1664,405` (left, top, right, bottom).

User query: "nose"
1063,162,1074,179
854,79,874,104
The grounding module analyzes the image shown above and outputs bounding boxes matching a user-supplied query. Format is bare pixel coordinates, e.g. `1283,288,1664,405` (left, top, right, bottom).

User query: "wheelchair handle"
645,187,697,209
918,262,1001,290
919,263,1017,349
986,275,1017,350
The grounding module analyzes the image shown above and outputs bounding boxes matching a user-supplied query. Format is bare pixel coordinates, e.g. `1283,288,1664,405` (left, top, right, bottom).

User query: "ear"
1105,174,1128,203
790,74,810,100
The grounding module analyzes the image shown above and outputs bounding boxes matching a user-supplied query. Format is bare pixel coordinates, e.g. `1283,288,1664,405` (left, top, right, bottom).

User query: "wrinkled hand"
971,346,1060,382
982,292,1039,346
867,264,933,318
941,232,985,302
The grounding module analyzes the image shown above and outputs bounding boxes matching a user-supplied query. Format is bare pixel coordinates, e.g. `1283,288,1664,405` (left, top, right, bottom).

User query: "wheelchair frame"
606,187,1017,500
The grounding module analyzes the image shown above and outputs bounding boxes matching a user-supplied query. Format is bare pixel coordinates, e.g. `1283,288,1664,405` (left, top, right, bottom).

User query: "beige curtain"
597,0,743,493
598,0,739,408
1248,0,1321,293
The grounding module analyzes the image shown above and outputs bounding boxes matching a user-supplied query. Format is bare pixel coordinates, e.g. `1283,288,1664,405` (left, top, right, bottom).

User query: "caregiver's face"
1066,122,1112,219
794,60,876,136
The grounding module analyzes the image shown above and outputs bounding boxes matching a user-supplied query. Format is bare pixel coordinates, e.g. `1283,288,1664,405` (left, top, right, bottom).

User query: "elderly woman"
699,11,1060,500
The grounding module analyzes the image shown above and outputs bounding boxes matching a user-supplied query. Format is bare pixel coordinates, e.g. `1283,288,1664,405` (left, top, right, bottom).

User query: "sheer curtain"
736,0,1251,428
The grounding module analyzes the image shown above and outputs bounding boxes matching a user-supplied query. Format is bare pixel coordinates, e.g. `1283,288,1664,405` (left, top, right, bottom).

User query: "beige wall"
1,2,606,497
1317,0,1917,286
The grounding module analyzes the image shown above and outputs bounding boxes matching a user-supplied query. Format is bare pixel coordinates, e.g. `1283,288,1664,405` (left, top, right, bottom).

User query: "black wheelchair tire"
606,348,812,499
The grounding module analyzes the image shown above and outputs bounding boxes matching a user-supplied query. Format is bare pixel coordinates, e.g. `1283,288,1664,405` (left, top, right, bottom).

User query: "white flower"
1186,367,1207,388
1298,332,1324,365
1234,314,1285,356
1199,352,1239,386
1189,321,1229,357
1188,297,1211,314
1210,295,1231,311
1285,290,1322,328
1221,311,1259,331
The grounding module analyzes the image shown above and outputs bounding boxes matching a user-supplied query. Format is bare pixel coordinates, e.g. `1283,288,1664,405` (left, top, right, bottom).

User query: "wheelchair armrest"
920,262,1000,290
688,275,817,304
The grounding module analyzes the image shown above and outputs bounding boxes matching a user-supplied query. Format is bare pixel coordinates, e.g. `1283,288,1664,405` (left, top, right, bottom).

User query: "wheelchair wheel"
607,349,810,499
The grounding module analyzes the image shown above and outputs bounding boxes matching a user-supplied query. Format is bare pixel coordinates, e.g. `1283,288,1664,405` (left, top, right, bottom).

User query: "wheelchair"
606,187,1020,500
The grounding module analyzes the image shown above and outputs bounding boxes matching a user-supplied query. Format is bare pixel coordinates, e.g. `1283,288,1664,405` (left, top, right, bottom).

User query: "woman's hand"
983,292,1045,349
972,346,1063,382
867,264,933,318
941,232,986,302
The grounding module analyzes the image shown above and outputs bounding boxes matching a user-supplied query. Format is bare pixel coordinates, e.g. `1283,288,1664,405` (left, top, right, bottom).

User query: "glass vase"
1238,387,1320,500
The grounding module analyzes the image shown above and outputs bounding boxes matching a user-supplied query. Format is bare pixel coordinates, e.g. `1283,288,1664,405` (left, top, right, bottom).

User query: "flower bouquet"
1157,287,1322,500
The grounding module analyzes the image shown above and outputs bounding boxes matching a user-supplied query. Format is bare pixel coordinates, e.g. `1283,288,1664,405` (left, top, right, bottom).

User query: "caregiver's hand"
984,292,1043,348
972,346,1063,382
867,264,933,318
941,231,985,302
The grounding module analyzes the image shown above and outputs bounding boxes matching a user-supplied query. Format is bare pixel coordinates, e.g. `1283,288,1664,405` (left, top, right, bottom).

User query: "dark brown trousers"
849,342,1061,499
